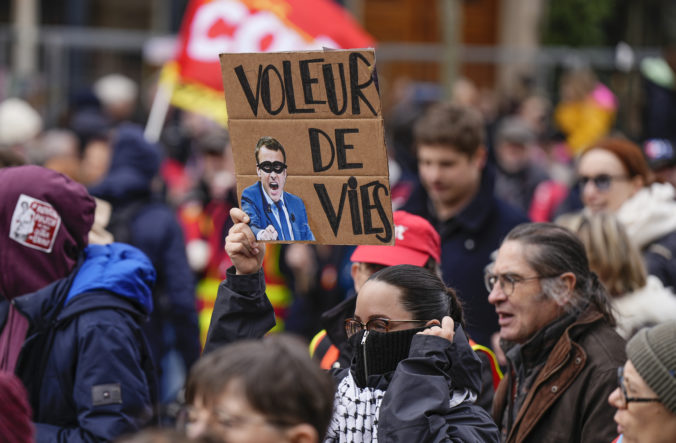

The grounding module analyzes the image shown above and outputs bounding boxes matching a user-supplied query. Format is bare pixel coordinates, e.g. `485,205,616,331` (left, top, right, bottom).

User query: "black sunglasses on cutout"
257,161,287,174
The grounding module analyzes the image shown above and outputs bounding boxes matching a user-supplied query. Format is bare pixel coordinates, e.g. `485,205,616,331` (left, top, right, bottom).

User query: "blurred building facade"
0,0,667,136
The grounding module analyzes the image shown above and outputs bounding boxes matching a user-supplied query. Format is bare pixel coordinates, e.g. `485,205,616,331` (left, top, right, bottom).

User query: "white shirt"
260,189,295,241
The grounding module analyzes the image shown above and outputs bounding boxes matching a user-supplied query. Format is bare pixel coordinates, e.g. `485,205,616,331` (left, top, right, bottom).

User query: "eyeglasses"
616,366,661,407
257,161,287,174
484,272,559,296
344,317,430,337
577,174,630,192
178,405,291,431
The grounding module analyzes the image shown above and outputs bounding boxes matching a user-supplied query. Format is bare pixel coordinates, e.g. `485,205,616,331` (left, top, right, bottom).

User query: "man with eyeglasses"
487,222,626,443
241,136,315,241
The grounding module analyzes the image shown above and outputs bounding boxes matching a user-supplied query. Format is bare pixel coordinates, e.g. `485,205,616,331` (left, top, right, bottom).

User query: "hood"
617,182,676,248
613,275,676,339
0,165,95,299
65,243,156,315
88,124,161,204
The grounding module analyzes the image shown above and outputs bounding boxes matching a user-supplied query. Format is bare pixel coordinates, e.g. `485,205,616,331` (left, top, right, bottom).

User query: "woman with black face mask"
203,208,500,442
326,264,499,442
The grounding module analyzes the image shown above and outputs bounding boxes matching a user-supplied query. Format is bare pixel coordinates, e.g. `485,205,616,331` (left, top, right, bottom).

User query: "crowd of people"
1,64,676,443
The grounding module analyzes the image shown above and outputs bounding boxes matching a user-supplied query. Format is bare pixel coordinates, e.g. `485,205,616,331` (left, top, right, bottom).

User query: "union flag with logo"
162,0,375,125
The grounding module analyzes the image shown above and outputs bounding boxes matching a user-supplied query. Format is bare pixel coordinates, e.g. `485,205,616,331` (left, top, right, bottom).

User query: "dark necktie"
275,200,291,241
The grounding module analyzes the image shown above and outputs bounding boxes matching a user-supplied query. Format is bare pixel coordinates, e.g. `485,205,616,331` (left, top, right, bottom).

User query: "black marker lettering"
308,128,335,172
234,64,263,117
314,183,347,236
323,63,347,115
261,65,285,115
283,60,312,114
360,181,382,237
300,58,326,106
365,180,392,243
347,177,362,234
349,52,377,116
336,128,363,169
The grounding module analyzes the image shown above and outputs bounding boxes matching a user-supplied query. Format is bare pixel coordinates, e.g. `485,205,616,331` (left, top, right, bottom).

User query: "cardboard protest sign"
220,48,394,245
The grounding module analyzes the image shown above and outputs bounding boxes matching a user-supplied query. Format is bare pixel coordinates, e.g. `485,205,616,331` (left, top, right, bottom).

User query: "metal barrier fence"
0,25,662,128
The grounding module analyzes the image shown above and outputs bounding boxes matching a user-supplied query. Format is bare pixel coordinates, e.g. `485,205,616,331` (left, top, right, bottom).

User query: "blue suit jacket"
241,182,315,241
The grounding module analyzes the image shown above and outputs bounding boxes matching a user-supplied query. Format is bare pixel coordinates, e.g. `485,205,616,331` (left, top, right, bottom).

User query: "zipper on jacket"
508,351,573,441
361,330,369,380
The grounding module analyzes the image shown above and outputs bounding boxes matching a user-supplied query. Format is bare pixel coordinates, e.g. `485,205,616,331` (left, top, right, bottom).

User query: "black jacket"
643,230,676,290
204,268,500,442
311,295,497,412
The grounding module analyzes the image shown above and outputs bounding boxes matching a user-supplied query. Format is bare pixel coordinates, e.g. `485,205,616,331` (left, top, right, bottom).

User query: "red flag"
162,0,375,124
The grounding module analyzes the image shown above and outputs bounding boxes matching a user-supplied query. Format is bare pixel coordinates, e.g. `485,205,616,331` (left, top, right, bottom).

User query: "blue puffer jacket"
1,243,158,442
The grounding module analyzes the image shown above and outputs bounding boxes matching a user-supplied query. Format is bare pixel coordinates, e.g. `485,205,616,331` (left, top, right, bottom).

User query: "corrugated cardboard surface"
222,49,394,245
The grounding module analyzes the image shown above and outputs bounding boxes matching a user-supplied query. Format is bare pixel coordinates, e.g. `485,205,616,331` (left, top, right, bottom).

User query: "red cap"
350,211,441,267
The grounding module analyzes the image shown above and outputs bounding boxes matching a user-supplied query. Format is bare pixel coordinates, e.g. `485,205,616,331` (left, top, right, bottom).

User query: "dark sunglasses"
257,161,287,174
577,174,630,191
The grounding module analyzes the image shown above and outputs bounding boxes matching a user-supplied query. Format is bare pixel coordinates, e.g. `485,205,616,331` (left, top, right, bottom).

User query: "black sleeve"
475,351,496,413
202,267,276,354
643,245,676,291
377,332,500,442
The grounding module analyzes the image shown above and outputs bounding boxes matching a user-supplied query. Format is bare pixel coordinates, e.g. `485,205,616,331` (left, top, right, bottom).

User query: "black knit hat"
626,320,676,414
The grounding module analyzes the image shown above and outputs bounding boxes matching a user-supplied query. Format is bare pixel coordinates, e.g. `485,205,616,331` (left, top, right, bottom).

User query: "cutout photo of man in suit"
241,136,315,241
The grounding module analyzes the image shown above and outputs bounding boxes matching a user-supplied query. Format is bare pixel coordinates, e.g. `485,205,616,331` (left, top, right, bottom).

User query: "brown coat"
492,308,626,443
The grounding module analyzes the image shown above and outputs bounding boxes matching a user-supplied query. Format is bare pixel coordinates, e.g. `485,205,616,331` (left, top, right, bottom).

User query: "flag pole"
144,80,173,143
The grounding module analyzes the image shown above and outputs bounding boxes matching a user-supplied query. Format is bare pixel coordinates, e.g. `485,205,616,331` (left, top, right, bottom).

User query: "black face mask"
348,326,427,388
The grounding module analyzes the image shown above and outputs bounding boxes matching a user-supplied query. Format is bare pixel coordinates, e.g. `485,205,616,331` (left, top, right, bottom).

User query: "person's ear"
284,423,319,443
424,319,440,328
257,167,262,180
351,262,380,293
473,145,488,169
555,272,577,306
351,262,362,292
630,175,644,195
